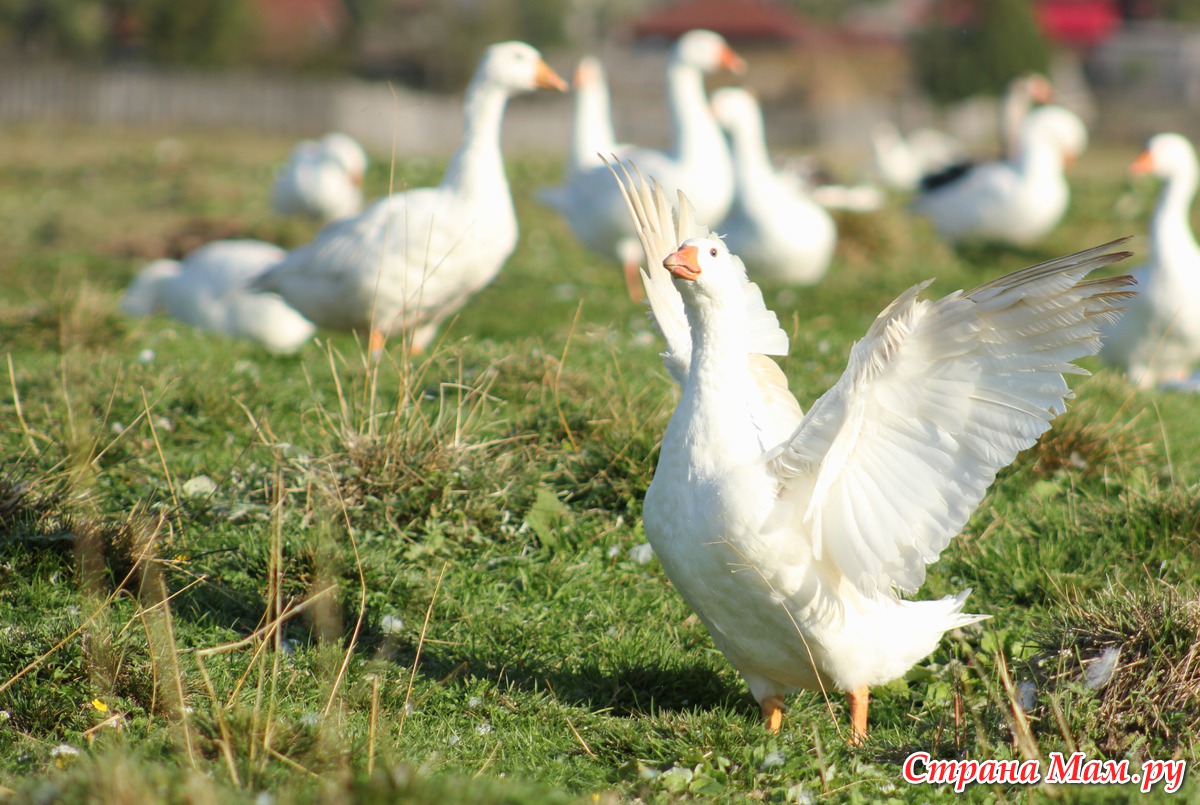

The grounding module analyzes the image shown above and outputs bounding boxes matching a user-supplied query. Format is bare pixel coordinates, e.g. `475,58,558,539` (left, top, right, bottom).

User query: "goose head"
320,132,367,186
574,56,603,90
1131,133,1197,181
1013,73,1054,105
673,29,746,75
476,41,567,95
663,236,746,304
1022,105,1088,167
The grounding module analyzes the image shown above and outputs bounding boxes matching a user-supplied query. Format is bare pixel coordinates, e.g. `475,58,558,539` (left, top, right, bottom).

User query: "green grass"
0,125,1198,803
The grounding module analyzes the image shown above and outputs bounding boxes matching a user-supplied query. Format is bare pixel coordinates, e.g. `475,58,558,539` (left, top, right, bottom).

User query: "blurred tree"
910,0,1050,104
136,0,260,67
0,0,109,59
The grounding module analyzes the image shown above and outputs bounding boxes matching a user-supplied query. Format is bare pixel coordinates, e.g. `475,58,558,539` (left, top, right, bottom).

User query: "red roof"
632,0,823,44
1036,0,1121,46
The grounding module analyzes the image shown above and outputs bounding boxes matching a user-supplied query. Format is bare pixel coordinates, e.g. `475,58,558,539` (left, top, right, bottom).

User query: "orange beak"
719,45,747,75
1030,76,1054,104
1129,149,1155,176
663,245,701,281
535,60,568,92
351,170,364,188
1064,152,1077,171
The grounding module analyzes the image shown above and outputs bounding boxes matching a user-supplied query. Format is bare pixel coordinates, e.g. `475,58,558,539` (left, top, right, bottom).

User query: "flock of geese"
114,32,1199,738
118,32,1200,388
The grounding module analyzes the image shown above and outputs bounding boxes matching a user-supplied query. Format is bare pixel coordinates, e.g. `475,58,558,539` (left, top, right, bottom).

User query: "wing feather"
772,239,1136,595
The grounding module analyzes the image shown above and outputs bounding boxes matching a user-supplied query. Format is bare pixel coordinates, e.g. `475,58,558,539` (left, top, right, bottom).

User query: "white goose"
610,163,1133,740
870,122,965,192
1101,133,1200,389
911,105,1087,246
710,87,835,284
252,42,565,353
121,240,315,354
540,30,744,298
565,56,631,176
271,132,369,222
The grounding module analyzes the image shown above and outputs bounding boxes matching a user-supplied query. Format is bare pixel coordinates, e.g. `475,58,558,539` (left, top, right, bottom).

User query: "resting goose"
610,162,1133,740
710,87,835,284
251,42,565,354
121,240,315,354
540,29,743,299
271,132,368,222
870,122,965,192
911,105,1087,246
1101,133,1200,389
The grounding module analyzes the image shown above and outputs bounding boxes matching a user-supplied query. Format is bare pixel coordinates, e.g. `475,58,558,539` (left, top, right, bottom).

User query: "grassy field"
0,124,1197,803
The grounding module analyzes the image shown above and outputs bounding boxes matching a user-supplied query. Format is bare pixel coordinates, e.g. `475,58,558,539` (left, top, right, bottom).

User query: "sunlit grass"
0,126,1196,802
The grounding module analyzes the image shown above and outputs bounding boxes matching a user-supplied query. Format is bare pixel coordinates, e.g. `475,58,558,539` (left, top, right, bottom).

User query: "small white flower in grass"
880,782,896,794
0,710,10,721
403,701,415,716
475,722,492,736
299,712,320,727
628,543,655,565
606,545,621,559
380,615,405,635
111,422,125,435
467,696,482,708
255,792,275,805
785,784,814,804
152,415,173,432
632,330,656,348
448,734,461,746
606,627,618,638
50,744,79,758
137,349,155,364
182,475,217,498
280,638,298,655
759,750,786,770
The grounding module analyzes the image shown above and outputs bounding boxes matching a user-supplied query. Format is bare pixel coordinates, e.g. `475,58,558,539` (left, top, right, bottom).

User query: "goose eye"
709,247,718,257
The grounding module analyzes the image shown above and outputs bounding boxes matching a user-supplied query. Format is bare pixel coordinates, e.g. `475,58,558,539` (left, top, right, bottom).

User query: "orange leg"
623,257,645,302
368,328,385,359
761,695,784,733
848,685,869,745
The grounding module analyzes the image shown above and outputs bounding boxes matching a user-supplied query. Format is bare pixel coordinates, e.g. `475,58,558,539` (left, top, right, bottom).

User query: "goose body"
540,30,743,297
252,43,565,352
1101,133,1200,389
271,132,368,222
710,87,835,284
911,105,1086,246
121,240,315,354
611,164,1133,738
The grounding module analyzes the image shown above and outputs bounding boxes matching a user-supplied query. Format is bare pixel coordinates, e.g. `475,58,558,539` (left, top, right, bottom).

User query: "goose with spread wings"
609,162,1134,740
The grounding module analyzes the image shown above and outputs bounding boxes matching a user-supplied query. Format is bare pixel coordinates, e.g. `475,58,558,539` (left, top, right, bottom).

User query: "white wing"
607,159,788,386
770,240,1136,595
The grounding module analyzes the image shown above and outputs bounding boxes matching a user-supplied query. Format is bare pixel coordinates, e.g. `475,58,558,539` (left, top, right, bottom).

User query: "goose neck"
572,81,616,172
441,80,509,197
726,115,778,199
1151,166,1200,263
666,61,723,162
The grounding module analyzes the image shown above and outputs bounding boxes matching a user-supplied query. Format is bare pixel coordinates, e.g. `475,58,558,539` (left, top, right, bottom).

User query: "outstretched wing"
606,158,789,387
770,240,1136,595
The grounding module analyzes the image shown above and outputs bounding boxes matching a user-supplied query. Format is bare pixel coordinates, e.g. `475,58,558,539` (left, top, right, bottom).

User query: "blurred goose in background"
710,87,835,284
1101,133,1200,389
121,240,315,354
610,163,1134,740
870,121,965,192
252,42,566,354
565,56,631,175
271,132,368,222
540,29,744,299
910,105,1087,246
1001,73,1055,160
